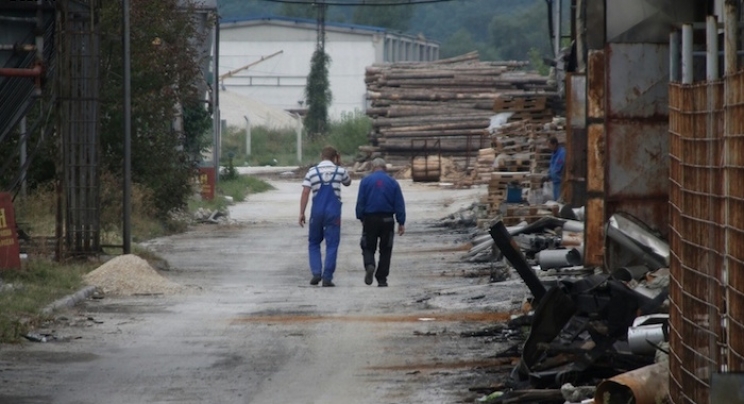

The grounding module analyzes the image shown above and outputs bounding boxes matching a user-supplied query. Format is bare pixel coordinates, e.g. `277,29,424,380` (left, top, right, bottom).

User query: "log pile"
364,51,559,174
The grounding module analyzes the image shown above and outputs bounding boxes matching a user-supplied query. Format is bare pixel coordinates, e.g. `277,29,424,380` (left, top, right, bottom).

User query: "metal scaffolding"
56,0,101,256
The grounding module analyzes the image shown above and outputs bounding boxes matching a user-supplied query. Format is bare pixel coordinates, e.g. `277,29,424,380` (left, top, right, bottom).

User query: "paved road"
0,178,524,404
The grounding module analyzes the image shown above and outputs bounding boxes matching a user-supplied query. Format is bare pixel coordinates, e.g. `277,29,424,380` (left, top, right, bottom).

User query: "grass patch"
0,259,95,342
222,175,274,202
221,111,371,166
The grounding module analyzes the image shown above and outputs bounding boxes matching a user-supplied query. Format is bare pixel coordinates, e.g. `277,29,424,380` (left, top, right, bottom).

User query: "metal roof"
220,15,389,35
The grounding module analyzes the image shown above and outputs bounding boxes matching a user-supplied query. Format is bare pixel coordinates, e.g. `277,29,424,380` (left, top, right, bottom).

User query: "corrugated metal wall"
668,73,744,404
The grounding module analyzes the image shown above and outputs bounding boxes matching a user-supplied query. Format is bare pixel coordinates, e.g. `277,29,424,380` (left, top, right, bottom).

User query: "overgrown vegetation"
0,259,95,343
220,111,371,166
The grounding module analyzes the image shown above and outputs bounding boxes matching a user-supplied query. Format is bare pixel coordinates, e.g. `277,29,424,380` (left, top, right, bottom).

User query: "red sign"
197,167,216,201
0,192,21,269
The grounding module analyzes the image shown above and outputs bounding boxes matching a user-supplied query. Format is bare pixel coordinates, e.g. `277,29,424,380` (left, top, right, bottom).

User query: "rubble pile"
445,202,673,403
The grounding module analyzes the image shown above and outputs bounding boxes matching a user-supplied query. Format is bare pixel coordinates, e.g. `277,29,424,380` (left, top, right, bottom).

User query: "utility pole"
122,0,132,254
316,1,327,52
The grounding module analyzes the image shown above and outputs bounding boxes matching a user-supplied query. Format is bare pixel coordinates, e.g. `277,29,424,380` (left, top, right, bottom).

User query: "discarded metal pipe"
537,248,583,271
606,213,669,270
562,219,584,233
628,323,666,355
0,63,43,78
489,221,546,303
594,362,669,404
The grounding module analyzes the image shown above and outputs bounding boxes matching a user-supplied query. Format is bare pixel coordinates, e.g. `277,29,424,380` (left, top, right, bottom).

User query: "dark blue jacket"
549,146,566,184
355,170,406,225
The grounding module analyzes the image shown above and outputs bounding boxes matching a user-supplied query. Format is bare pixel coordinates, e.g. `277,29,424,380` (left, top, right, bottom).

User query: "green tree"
304,49,332,137
99,0,209,215
352,0,413,31
489,2,551,61
279,3,316,19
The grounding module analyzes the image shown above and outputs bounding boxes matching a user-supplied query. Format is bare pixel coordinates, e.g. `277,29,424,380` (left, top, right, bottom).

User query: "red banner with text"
197,167,216,201
0,193,21,269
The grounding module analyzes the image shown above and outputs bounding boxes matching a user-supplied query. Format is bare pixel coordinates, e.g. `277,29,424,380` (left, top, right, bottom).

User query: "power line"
260,0,457,6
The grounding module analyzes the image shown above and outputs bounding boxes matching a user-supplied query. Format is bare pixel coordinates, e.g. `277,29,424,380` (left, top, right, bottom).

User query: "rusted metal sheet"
584,49,605,269
584,197,604,267
605,120,668,198
607,44,670,118
566,74,587,206
587,124,605,193
605,43,669,248
568,74,587,127
587,50,605,119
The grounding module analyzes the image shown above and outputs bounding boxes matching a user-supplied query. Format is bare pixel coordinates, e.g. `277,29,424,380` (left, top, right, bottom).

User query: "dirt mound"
84,254,182,296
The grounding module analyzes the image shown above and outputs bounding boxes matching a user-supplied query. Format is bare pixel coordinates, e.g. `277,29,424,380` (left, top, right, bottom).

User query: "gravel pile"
84,254,182,296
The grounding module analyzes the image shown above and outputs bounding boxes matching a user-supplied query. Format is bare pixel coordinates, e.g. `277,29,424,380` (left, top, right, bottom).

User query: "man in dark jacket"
355,158,406,287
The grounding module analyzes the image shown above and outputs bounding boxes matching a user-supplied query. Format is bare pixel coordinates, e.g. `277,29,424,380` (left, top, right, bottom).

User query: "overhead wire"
259,0,457,6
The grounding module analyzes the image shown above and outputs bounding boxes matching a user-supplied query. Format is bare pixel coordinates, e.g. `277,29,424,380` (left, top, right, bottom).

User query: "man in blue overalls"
299,146,352,287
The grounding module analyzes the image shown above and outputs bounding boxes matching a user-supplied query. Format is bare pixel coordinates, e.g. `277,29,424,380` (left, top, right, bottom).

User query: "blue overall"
308,166,342,281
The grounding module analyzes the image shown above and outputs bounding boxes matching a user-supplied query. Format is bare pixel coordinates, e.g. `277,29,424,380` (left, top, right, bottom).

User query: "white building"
218,16,439,119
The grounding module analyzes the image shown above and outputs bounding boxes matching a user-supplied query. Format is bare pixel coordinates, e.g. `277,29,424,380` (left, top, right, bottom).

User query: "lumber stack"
364,51,559,177
411,155,442,182
473,117,567,212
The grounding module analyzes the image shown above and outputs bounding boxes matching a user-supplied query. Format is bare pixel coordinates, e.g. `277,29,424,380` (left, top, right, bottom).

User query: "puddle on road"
231,311,511,324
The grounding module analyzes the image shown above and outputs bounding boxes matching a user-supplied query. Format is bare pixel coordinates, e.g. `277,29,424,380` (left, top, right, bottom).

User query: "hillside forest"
217,0,572,65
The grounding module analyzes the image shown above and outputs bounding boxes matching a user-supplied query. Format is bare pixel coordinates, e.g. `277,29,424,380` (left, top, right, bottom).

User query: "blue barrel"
506,184,522,203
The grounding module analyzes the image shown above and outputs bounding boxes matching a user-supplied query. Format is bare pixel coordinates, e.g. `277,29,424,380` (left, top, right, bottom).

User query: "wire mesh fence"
668,73,744,404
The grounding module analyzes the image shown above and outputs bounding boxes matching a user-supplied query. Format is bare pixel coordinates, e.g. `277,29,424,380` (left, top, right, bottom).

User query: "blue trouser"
308,167,342,281
552,181,561,201
308,212,340,281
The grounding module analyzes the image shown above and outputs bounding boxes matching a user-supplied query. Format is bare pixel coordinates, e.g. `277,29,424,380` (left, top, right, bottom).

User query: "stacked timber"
472,148,496,184
475,117,567,212
364,51,558,175
411,155,442,182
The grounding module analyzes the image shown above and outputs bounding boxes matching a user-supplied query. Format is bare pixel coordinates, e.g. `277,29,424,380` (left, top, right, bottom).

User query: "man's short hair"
321,146,338,161
549,137,559,146
371,158,386,169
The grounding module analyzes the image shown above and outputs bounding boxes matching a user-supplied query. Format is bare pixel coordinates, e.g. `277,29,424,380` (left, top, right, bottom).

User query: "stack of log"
364,51,559,171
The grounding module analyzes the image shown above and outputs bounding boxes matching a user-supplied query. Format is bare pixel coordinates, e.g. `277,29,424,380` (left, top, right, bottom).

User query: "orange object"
0,193,21,269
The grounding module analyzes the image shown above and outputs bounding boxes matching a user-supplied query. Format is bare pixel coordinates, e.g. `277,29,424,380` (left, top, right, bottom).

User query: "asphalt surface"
0,176,527,404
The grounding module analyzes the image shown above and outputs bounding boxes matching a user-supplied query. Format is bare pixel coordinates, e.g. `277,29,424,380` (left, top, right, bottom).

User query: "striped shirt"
302,160,352,199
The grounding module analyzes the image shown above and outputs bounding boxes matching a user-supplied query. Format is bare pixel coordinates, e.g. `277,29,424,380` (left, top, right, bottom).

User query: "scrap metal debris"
441,196,672,403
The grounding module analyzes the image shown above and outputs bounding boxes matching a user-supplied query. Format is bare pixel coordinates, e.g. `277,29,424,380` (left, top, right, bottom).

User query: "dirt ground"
0,173,530,404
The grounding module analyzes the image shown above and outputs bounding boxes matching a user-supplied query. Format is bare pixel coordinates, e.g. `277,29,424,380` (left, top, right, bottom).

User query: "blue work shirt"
549,145,566,184
355,170,406,225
